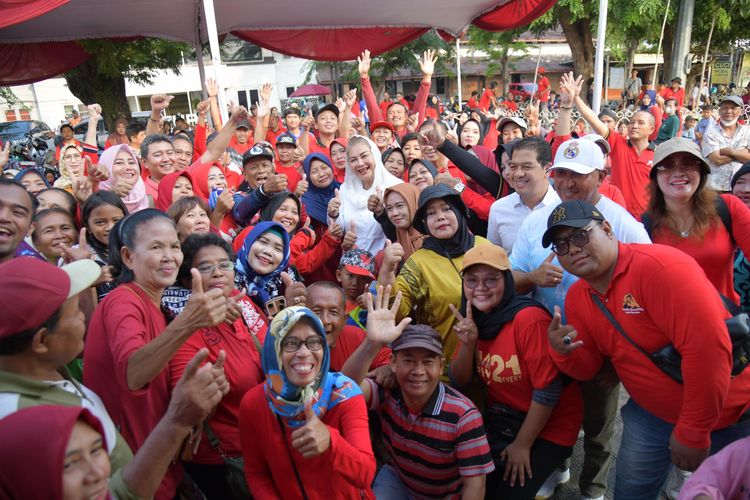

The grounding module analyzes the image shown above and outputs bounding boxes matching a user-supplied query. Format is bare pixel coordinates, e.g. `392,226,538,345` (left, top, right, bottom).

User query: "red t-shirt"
599,178,627,209
467,97,479,109
651,194,750,303
308,135,333,162
607,132,654,219
554,243,750,449
168,319,264,464
83,283,181,499
649,105,663,143
329,325,392,372
228,136,254,156
479,89,495,111
470,307,582,447
538,76,551,102
239,386,376,499
265,126,288,147
379,100,392,117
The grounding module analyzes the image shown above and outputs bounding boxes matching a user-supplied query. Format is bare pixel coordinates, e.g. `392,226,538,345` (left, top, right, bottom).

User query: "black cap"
276,132,297,146
235,119,251,130
542,200,606,248
412,184,467,235
598,108,617,121
242,143,275,165
732,162,750,189
671,77,682,84
315,103,340,120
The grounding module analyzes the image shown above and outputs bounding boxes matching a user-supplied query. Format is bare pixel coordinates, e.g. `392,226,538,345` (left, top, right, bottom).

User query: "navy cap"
542,200,605,248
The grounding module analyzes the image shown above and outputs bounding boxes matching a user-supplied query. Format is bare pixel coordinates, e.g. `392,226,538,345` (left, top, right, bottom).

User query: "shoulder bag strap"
589,291,651,359
715,195,734,243
276,415,309,500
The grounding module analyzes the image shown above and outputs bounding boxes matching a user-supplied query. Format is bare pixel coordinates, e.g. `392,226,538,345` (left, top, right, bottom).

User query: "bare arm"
254,83,272,144
448,302,478,387
460,475,486,500
708,151,739,166
298,113,314,155
563,72,609,138
199,104,247,165
84,104,101,147
555,77,576,137
206,78,223,131
339,89,357,139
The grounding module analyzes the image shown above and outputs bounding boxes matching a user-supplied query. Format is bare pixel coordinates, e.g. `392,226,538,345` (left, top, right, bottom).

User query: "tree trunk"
64,58,131,130
558,6,596,104
500,47,510,95
661,25,675,82
625,38,638,87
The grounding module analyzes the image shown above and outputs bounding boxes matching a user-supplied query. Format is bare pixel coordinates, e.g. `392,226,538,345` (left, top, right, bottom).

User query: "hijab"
414,185,475,258
329,137,348,183
262,306,362,427
107,118,129,146
301,153,339,225
641,90,657,111
155,171,194,212
461,270,549,340
458,118,485,148
0,405,110,500
339,136,402,211
260,191,304,233
235,221,292,305
408,158,439,179
54,143,84,191
98,144,149,213
383,183,425,259
14,168,50,190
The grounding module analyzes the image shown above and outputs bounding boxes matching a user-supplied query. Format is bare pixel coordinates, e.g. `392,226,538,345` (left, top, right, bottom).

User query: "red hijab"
189,160,242,201
0,405,109,499
156,171,194,211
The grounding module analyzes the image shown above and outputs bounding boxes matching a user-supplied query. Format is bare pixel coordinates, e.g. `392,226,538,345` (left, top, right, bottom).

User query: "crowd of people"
1,47,749,500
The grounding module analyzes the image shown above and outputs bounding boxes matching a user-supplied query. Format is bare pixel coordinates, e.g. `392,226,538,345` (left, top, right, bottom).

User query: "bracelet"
560,106,573,110
149,116,160,123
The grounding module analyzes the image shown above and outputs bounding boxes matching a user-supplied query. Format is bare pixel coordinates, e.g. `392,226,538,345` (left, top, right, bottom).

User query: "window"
238,91,248,109
286,87,296,97
183,35,263,64
436,78,446,95
249,90,259,106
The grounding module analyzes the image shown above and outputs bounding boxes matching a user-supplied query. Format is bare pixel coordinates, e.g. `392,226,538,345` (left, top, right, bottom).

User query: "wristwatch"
454,182,466,194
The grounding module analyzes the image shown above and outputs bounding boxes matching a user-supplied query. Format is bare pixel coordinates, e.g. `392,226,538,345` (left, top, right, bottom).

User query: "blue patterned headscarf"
262,306,362,427
235,221,291,304
301,153,339,225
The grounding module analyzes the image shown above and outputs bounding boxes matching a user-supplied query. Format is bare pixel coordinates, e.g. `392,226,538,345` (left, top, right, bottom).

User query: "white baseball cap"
549,138,605,174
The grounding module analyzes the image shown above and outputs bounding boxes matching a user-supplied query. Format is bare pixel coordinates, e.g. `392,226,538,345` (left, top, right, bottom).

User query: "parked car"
72,119,108,151
507,82,538,102
0,120,54,144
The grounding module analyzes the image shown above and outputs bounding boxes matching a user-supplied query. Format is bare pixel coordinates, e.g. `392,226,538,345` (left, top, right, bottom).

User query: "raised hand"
294,173,309,197
335,97,346,116
327,221,343,241
327,188,342,219
150,94,174,113
180,268,228,330
256,83,273,118
449,301,478,346
559,72,583,101
0,142,9,169
341,221,357,251
445,122,459,144
224,289,245,325
365,284,412,344
196,99,210,116
357,50,372,79
229,103,249,125
418,49,438,78
86,103,102,121
71,173,93,205
417,119,446,149
351,116,366,135
290,396,331,458
282,272,307,307
405,112,419,133
300,112,315,132
166,349,223,428
382,239,405,267
60,227,94,264
206,78,219,98
343,89,357,108
547,305,583,354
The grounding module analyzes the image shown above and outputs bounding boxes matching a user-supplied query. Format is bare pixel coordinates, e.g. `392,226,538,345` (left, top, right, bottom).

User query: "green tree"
465,26,527,96
64,38,188,129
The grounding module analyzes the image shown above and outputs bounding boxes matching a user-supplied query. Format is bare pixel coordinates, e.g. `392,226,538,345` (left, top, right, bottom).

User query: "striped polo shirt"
367,379,495,498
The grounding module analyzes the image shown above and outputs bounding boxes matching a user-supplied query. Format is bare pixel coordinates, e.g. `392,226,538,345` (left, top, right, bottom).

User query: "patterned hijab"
262,306,362,427
235,221,291,304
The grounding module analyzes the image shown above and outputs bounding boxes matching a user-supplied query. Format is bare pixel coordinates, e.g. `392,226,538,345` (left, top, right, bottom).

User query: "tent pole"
592,0,609,113
203,0,228,124
456,38,463,107
196,44,208,100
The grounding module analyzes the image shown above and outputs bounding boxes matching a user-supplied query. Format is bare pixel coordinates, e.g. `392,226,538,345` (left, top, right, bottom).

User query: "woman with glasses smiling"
168,232,267,499
238,306,376,499
451,244,583,499
643,137,750,303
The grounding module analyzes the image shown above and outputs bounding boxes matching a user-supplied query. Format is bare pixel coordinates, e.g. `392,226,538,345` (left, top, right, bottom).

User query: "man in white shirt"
487,136,560,252
702,95,750,191
510,138,651,500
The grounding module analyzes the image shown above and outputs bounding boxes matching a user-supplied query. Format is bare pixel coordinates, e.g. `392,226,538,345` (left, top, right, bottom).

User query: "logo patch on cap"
552,206,567,223
563,142,580,159
249,144,265,155
592,209,602,218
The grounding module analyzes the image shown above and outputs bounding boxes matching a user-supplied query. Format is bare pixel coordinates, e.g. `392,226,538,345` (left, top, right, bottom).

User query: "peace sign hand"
449,301,478,346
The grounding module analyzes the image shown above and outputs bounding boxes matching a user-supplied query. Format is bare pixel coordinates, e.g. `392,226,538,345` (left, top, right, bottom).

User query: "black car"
0,120,54,144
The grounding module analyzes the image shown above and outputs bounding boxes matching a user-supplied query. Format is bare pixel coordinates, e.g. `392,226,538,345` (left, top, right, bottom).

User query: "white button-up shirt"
487,184,560,253
702,121,750,190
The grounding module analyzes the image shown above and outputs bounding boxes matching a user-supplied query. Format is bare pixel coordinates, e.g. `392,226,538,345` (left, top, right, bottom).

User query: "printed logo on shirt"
477,351,523,384
622,293,644,314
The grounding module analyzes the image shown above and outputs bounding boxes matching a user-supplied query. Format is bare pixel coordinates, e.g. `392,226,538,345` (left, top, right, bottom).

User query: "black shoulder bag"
591,291,750,384
203,423,252,499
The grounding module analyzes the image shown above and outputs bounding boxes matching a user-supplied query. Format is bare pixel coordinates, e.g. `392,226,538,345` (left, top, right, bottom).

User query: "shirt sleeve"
232,188,270,225
487,202,502,246
393,256,421,321
360,77,383,123
702,125,722,157
413,80,431,129
105,299,156,394
455,407,496,477
516,309,560,391
461,188,493,221
724,194,750,259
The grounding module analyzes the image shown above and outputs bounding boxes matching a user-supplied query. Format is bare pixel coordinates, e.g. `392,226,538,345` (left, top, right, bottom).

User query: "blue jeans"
372,465,415,500
614,399,750,499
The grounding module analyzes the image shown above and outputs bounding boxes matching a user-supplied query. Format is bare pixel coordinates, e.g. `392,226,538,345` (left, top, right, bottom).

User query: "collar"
394,381,445,417
626,139,656,151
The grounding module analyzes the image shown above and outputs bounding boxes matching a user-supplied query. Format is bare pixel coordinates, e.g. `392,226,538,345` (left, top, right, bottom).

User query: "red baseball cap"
0,257,101,339
370,121,395,134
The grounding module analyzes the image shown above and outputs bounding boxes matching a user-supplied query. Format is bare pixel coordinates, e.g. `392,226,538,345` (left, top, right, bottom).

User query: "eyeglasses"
280,336,324,353
655,162,701,174
551,222,601,256
196,261,234,275
464,274,503,289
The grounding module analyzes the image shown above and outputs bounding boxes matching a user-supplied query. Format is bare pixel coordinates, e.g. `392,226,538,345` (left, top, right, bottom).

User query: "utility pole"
670,0,696,84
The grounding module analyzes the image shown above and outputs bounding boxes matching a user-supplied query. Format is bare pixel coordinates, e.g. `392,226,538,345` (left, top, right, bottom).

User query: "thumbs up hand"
290,395,332,458
367,185,384,215
341,221,358,251
294,173,309,197
327,188,342,219
176,268,229,331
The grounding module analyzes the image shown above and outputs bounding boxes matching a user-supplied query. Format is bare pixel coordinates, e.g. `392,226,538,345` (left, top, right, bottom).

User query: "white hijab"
337,136,403,253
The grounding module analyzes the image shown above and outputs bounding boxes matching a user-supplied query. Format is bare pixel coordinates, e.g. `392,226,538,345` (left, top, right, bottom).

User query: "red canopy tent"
289,84,331,98
0,0,557,85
